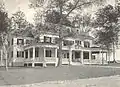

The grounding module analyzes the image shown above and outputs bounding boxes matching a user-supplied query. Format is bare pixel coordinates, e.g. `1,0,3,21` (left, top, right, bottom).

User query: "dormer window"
17,39,24,45
75,40,81,45
44,36,51,43
84,41,90,48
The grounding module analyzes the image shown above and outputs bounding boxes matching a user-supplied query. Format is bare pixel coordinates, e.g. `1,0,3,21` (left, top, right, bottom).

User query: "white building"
0,28,108,67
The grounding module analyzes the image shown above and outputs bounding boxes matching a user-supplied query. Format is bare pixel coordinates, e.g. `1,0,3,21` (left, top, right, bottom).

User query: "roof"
24,42,58,49
64,33,94,40
11,28,35,38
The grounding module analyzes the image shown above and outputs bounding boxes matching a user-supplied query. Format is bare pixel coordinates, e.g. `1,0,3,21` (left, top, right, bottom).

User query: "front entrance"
72,51,81,62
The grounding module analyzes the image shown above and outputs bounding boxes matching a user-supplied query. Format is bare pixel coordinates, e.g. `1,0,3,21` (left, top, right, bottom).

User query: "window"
11,38,13,45
17,51,21,57
67,53,69,59
11,51,13,57
17,39,24,45
46,50,52,57
64,53,69,59
25,50,28,59
84,41,90,48
63,40,68,46
83,52,89,59
44,36,51,43
17,51,24,58
35,47,39,57
75,40,81,45
75,52,80,58
26,40,30,44
30,48,33,58
22,51,24,57
63,40,74,46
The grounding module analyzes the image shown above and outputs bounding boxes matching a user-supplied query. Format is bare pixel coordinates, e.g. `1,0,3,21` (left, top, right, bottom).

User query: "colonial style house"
0,28,108,67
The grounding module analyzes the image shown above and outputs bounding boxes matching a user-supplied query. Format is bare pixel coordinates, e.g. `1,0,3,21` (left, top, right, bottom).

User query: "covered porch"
24,44,58,67
62,48,108,65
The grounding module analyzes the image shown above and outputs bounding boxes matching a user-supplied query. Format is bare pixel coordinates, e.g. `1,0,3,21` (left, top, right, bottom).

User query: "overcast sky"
4,0,35,23
3,0,116,23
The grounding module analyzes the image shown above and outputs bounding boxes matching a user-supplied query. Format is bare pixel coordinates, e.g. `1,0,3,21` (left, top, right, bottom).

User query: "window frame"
17,39,24,45
44,36,52,43
45,50,52,57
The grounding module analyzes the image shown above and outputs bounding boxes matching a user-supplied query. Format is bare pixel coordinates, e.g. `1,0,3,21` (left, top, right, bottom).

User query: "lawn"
0,65,120,86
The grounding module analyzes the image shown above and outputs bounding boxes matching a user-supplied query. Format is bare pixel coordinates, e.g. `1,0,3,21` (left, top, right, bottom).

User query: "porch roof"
73,46,107,52
24,42,58,49
83,47,107,52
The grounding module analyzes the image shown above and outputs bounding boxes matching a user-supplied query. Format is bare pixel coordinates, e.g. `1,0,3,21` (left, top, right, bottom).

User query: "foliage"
11,10,28,29
94,5,120,49
45,10,72,26
72,14,93,33
0,8,9,33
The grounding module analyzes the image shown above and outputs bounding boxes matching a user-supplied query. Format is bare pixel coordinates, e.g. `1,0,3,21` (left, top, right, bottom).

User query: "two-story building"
4,28,108,67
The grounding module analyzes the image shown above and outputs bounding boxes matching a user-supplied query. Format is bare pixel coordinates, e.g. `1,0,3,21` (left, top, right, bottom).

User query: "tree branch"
64,0,95,18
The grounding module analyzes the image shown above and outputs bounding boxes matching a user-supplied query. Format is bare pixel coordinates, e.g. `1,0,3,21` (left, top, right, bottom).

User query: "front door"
74,51,81,62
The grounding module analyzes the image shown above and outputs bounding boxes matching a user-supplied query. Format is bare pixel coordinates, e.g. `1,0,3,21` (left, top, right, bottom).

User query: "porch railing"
45,57,56,62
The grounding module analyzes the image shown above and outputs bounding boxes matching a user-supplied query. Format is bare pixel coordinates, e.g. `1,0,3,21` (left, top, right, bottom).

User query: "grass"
0,65,120,86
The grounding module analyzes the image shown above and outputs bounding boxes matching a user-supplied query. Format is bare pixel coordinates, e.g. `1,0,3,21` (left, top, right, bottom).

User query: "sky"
3,0,116,24
4,0,35,23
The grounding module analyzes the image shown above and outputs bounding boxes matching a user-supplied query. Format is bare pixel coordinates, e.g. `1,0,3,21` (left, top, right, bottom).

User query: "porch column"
32,47,35,67
28,49,30,59
89,51,92,64
99,51,101,64
69,49,72,65
73,51,75,60
24,51,25,59
43,48,46,67
81,51,84,64
55,48,58,67
106,52,107,62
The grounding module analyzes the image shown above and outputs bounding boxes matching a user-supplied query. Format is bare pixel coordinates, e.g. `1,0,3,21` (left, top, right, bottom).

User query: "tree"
94,5,120,64
11,10,28,29
0,3,10,70
29,0,105,66
72,14,93,33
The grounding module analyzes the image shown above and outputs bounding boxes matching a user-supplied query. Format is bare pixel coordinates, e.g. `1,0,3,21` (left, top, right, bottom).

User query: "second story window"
44,36,51,43
84,41,90,48
26,40,30,44
63,40,68,46
17,39,24,45
63,40,74,46
75,40,81,45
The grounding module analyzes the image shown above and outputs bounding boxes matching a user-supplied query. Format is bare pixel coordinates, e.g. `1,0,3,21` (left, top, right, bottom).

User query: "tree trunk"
1,34,8,71
68,46,71,66
57,2,63,67
57,20,63,66
57,37,63,66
